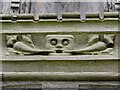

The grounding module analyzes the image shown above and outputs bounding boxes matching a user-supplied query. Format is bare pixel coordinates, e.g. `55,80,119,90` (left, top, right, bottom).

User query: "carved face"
45,35,74,53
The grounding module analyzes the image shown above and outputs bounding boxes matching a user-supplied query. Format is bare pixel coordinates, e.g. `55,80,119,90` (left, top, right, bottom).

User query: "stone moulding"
2,72,120,81
2,56,119,72
2,55,118,61
2,81,119,89
1,19,119,34
0,12,119,20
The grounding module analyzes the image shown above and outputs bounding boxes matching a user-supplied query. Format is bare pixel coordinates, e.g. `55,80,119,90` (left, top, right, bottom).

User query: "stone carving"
6,34,115,56
11,0,20,21
6,35,54,55
45,35,74,55
86,34,114,55
65,35,115,55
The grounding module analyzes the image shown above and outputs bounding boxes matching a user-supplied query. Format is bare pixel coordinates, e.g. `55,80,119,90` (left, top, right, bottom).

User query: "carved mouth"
56,50,63,53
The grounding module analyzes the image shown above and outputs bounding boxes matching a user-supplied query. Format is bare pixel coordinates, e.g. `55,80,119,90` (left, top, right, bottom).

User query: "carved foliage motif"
65,34,115,55
6,35,35,55
87,35,115,55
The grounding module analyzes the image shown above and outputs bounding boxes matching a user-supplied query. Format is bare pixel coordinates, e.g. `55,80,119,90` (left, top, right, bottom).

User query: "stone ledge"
0,12,119,20
2,72,120,81
2,81,119,89
2,55,118,61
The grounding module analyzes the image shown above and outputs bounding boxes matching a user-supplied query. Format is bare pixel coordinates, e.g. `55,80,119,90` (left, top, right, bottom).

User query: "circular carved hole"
62,39,69,46
51,39,57,46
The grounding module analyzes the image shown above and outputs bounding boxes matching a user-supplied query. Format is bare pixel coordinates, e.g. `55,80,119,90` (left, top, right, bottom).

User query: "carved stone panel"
5,34,116,56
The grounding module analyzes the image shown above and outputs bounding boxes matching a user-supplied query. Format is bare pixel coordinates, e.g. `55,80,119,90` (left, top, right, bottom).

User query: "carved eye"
51,39,57,45
62,39,69,46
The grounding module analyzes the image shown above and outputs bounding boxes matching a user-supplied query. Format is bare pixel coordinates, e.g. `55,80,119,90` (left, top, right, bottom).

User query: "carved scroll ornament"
65,35,115,55
6,35,54,55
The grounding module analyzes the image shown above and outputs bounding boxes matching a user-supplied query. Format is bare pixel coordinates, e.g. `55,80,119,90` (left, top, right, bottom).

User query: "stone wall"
0,0,118,14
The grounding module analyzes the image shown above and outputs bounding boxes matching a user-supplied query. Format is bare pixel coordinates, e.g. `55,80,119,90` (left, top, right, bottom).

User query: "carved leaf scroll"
6,35,54,55
64,35,115,55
